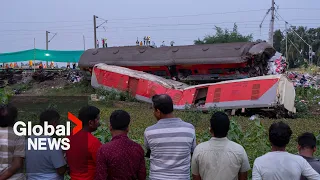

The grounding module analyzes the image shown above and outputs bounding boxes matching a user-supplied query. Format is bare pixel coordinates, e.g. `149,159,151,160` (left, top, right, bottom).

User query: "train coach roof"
79,42,275,67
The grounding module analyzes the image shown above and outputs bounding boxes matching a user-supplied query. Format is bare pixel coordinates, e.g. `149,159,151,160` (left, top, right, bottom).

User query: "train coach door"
128,77,139,96
193,87,209,107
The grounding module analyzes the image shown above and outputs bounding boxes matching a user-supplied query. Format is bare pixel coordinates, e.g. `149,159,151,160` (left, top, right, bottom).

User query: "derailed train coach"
78,42,276,83
91,63,296,118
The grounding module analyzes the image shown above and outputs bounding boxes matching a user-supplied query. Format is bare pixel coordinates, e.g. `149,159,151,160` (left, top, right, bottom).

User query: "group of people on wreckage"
0,94,320,180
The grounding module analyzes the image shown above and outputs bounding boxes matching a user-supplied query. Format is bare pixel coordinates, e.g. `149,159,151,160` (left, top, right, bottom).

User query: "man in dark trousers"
95,110,146,180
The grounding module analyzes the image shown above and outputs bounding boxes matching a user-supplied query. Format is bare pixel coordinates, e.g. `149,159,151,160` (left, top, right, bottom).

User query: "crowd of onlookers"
0,94,320,180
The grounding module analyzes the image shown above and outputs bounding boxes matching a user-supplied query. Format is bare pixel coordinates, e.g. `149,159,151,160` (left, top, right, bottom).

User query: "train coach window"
209,69,224,74
153,70,167,76
178,69,192,76
194,69,198,74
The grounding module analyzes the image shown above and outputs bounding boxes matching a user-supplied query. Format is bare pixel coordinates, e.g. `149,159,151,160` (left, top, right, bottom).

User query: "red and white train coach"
91,63,296,117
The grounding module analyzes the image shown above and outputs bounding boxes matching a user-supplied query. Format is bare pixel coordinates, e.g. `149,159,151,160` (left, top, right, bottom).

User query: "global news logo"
13,112,82,151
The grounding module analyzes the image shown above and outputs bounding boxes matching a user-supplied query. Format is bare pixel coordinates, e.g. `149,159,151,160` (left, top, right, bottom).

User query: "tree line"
194,23,320,68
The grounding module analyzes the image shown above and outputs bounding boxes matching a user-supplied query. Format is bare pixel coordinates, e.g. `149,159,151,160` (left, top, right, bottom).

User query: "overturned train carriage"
92,63,296,118
79,42,276,83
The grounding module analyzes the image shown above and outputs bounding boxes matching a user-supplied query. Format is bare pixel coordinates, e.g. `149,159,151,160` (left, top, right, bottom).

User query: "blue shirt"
25,135,66,180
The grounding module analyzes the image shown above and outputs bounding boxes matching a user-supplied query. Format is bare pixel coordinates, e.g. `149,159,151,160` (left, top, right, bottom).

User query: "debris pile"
32,70,57,82
287,72,320,89
0,69,24,88
267,52,287,75
65,71,83,83
0,68,85,89
31,69,84,83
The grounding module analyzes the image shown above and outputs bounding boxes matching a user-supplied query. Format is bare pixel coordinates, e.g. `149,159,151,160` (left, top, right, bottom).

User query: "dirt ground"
9,70,84,96
21,78,68,96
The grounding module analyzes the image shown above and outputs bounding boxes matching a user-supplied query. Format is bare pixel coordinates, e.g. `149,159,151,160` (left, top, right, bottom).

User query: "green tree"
194,23,253,44
273,29,284,52
278,26,320,68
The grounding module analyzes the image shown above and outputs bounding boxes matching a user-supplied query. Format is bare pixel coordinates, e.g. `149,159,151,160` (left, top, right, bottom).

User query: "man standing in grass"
0,104,25,180
252,121,320,180
191,111,250,180
95,110,146,180
66,106,102,180
25,109,67,180
297,132,320,180
144,94,196,180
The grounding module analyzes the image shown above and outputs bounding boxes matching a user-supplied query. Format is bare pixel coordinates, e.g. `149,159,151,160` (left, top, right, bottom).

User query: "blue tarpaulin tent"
0,49,84,63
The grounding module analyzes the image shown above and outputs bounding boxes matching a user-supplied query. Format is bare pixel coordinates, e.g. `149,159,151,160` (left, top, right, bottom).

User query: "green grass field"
2,80,320,179
92,100,320,179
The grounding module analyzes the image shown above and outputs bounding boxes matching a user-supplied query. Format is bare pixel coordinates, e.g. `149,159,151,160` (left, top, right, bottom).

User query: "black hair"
210,111,230,138
110,110,130,131
151,94,173,114
78,106,100,126
40,109,60,126
0,104,18,127
269,121,292,148
298,132,317,149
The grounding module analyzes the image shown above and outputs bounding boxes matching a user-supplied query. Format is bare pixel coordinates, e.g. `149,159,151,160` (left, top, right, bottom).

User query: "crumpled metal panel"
79,42,276,67
248,42,276,58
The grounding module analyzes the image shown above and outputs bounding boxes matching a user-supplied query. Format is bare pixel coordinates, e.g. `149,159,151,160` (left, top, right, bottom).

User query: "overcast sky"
0,0,319,54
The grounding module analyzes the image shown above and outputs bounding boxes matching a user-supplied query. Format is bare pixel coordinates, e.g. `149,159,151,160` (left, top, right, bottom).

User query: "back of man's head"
269,121,292,148
298,132,316,150
0,104,18,127
78,105,100,126
110,110,130,131
151,94,173,114
40,109,60,126
210,111,230,138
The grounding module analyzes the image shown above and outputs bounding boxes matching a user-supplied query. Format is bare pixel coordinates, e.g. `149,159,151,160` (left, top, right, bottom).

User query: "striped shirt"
0,127,26,180
144,118,196,180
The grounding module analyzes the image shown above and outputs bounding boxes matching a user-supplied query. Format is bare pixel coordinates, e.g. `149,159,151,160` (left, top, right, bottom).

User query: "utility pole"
46,31,49,50
45,31,57,67
46,31,49,67
93,15,97,49
34,38,36,71
83,35,86,50
268,0,275,45
309,45,313,65
285,23,288,63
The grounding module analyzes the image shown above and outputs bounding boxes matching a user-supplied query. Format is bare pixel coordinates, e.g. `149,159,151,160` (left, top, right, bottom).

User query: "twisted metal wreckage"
79,42,278,82
78,42,296,118
90,63,296,118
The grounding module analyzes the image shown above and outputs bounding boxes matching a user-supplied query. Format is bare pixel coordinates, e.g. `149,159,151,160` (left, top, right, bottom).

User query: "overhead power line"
107,9,269,21
1,18,319,33
0,7,319,24
0,20,92,24
275,9,314,64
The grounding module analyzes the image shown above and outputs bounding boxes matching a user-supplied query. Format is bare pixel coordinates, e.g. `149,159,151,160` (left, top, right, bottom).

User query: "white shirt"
252,151,320,180
191,137,250,180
